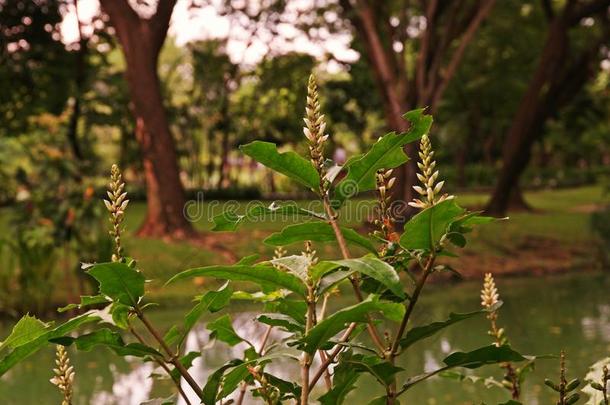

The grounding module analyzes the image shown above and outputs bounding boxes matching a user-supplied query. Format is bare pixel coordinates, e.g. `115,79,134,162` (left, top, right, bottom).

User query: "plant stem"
236,325,274,405
309,322,357,388
386,255,435,404
390,255,435,357
135,308,204,400
322,195,386,353
129,324,192,405
301,285,317,405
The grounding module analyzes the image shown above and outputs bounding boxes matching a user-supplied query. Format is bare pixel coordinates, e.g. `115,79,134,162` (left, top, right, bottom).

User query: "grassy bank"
1,186,605,308
117,185,606,305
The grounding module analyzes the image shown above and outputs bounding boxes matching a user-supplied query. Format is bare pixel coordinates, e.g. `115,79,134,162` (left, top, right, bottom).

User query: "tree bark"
341,0,495,221
99,0,194,238
486,1,609,216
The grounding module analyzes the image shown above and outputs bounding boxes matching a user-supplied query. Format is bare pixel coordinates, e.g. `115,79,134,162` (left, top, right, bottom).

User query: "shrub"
1,75,604,405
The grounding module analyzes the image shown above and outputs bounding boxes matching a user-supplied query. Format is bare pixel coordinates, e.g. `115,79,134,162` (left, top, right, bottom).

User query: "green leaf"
169,351,201,381
324,256,404,298
220,364,252,398
57,295,109,313
0,315,49,352
166,282,234,347
264,222,376,253
212,202,322,231
167,264,306,297
399,199,465,251
343,353,403,386
270,255,310,281
87,262,146,307
333,109,432,205
264,299,307,325
51,328,162,358
318,355,360,404
443,345,526,369
202,359,244,405
301,296,396,353
236,254,261,266
263,373,302,400
257,314,304,333
240,141,320,190
110,302,131,329
0,313,99,376
207,315,244,346
399,310,486,350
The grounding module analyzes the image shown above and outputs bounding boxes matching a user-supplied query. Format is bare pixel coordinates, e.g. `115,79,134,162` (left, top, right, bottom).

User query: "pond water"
1,272,609,404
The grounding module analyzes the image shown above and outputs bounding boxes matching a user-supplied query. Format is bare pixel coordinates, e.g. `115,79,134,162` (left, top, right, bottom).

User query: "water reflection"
90,362,154,405
0,273,608,404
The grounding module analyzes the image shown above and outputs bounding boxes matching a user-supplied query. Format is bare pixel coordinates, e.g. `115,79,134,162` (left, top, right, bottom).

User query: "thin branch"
309,323,358,388
322,195,387,353
429,0,496,112
129,324,192,405
390,255,435,357
135,308,204,399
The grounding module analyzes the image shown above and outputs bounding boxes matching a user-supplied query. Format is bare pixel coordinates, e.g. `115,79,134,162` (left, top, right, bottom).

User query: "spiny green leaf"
57,295,109,313
257,314,304,333
87,262,145,307
399,310,486,350
264,222,377,253
333,109,432,205
207,315,245,347
51,328,162,357
212,202,322,231
240,141,320,190
0,313,99,376
399,199,465,251
167,264,306,297
0,314,49,352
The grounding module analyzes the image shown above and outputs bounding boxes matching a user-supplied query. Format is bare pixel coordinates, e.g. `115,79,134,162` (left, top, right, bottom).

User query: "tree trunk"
126,38,193,237
100,0,194,238
486,2,607,216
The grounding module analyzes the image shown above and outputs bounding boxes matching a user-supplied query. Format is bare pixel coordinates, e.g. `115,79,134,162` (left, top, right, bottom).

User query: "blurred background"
0,0,609,404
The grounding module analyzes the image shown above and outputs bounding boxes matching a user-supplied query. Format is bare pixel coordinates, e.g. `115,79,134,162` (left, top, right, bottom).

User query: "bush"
0,76,606,405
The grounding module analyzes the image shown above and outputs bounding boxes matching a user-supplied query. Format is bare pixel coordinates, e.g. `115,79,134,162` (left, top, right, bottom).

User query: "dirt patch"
439,235,595,282
569,203,605,213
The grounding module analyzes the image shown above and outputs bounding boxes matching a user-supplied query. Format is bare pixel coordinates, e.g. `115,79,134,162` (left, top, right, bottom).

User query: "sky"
60,0,359,69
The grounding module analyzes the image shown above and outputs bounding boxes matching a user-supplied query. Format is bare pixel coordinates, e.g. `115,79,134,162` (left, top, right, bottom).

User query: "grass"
1,185,606,308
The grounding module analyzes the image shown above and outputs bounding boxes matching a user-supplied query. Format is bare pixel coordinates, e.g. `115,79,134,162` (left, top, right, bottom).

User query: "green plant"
0,75,531,404
546,351,582,405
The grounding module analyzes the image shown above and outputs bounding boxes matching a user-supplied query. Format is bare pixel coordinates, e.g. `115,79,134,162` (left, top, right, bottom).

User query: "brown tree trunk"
486,1,608,216
100,0,194,238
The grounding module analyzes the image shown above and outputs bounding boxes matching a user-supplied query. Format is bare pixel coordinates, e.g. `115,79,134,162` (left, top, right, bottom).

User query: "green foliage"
240,141,320,190
264,222,377,253
1,82,540,405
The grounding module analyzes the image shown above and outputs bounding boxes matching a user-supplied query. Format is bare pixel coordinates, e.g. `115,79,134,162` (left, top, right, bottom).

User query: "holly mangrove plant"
0,75,530,404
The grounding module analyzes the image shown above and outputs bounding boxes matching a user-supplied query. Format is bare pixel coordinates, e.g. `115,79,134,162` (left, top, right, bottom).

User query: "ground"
112,185,607,305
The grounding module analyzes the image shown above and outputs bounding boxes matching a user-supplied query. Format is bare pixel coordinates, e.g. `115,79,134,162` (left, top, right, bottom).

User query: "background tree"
98,0,193,238
486,0,610,215
337,0,497,207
